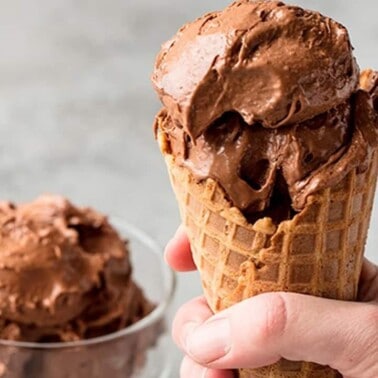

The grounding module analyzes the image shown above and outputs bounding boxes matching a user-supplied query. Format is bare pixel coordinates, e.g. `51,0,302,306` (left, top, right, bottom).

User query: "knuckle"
257,293,290,341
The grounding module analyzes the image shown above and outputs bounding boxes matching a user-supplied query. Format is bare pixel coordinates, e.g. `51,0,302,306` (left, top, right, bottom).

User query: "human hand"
165,225,378,378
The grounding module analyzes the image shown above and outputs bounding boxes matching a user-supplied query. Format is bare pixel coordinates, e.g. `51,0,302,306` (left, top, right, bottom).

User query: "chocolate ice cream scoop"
156,78,378,218
156,100,352,219
0,195,153,342
153,1,378,221
152,0,359,139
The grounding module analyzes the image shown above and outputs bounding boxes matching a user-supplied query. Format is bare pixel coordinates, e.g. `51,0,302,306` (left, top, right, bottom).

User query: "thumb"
183,293,378,377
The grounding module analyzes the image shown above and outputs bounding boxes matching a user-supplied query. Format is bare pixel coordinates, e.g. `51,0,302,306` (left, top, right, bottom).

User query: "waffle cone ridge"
157,117,378,378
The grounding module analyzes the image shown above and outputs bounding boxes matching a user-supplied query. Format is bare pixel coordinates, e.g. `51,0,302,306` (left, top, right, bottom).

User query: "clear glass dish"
0,219,176,378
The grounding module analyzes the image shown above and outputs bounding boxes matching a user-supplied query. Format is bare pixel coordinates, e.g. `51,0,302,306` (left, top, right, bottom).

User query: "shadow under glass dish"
0,219,176,378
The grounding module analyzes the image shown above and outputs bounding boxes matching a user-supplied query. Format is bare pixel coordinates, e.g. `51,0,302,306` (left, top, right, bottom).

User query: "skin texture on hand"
165,226,378,378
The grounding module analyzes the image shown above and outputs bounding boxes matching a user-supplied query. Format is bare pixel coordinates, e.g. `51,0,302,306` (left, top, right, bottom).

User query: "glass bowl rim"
0,218,176,350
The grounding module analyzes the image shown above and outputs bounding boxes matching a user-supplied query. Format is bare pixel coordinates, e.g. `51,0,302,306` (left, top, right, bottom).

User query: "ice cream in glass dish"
0,194,174,378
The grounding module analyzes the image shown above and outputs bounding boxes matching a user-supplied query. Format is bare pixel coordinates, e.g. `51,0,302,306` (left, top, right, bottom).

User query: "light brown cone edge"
157,116,378,378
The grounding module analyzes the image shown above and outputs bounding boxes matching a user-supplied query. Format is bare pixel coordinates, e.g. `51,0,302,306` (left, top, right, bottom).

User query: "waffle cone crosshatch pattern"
158,113,378,377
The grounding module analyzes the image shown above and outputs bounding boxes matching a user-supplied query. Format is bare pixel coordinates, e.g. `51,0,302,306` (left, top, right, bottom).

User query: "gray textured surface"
0,1,377,375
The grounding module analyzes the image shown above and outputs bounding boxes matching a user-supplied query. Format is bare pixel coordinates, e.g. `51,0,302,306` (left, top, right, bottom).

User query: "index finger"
164,225,197,272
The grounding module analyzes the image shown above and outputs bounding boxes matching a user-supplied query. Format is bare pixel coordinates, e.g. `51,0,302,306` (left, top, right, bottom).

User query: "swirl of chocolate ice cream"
0,195,153,342
152,0,359,139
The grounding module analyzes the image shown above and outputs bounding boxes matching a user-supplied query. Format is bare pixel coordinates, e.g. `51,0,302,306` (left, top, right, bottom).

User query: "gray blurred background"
0,0,377,375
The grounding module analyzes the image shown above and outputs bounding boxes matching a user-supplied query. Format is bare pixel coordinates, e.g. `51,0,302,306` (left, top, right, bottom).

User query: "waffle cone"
156,116,378,378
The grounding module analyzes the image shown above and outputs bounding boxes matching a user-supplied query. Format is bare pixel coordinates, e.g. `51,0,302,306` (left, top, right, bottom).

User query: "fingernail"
185,318,231,363
180,321,199,349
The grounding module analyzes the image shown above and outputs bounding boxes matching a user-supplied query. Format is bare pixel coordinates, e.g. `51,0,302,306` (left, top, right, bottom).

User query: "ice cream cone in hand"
152,1,378,377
